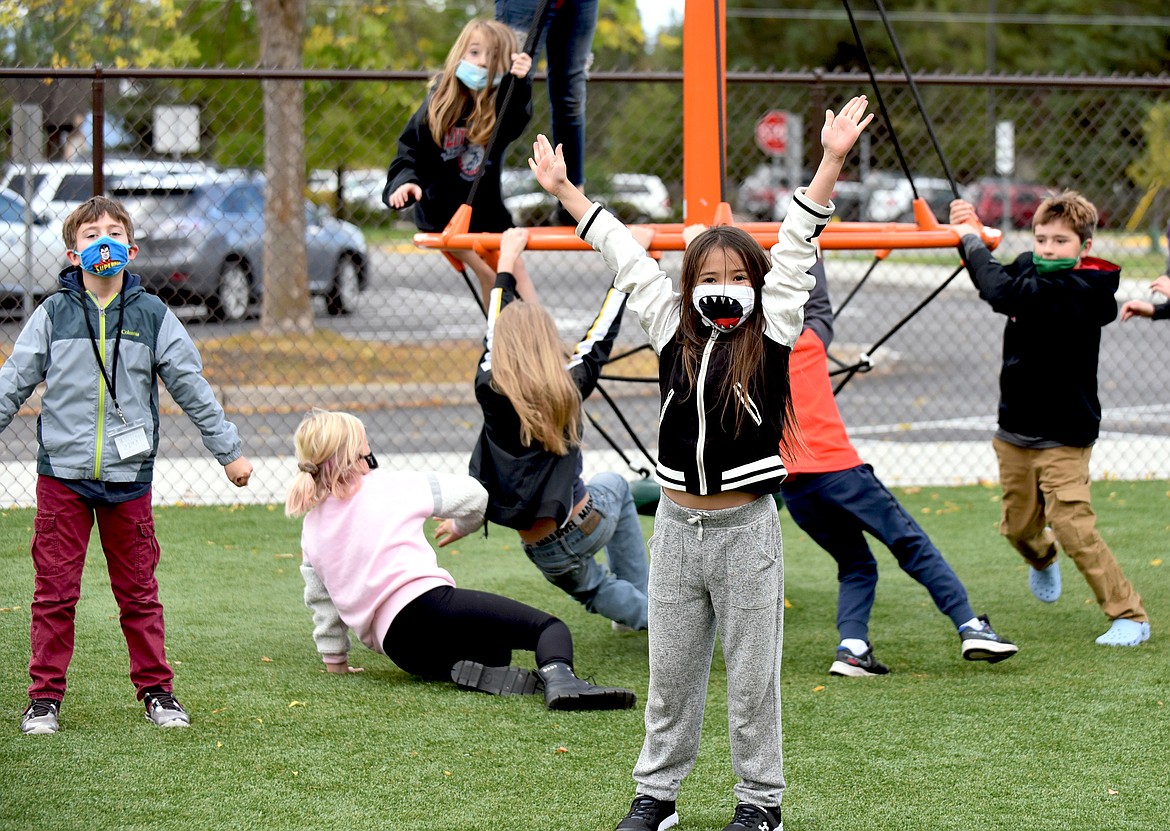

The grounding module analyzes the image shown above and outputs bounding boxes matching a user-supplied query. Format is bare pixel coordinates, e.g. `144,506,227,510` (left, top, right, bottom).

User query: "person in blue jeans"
496,0,598,221
436,227,650,632
781,261,1019,675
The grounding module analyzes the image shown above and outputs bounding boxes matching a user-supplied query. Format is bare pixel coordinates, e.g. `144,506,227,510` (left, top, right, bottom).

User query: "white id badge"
110,421,151,460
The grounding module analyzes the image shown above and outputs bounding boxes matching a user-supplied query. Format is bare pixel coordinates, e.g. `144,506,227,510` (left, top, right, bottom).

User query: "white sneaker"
1029,561,1061,603
20,699,60,735
144,691,191,727
612,620,637,633
1095,619,1150,647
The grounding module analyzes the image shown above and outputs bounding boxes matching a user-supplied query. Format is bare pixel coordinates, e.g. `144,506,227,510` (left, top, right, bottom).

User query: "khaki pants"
993,438,1147,622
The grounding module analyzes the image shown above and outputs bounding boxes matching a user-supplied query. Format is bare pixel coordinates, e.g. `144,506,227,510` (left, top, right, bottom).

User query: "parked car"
594,173,672,223
0,186,67,303
0,159,213,226
864,172,956,223
738,164,865,222
502,167,559,226
115,174,368,321
308,167,390,213
964,180,1054,229
503,170,672,226
737,163,801,221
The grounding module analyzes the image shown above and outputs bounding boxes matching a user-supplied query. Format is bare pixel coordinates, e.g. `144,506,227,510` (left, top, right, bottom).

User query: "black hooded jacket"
958,237,1119,446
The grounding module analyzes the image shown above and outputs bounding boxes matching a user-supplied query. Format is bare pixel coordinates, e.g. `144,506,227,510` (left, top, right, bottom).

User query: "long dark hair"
676,226,794,440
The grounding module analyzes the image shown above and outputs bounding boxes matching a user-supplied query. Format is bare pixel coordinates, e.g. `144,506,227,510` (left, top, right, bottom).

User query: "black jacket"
469,271,627,529
959,237,1119,446
383,75,532,233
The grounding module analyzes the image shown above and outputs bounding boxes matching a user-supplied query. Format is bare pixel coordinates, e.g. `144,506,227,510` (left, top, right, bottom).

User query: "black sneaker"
616,795,679,831
451,661,540,696
724,802,782,831
960,614,1019,663
20,698,60,735
829,644,890,677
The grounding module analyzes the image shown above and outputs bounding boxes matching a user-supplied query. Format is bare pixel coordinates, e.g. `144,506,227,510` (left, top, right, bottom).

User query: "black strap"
832,264,964,394
78,290,128,423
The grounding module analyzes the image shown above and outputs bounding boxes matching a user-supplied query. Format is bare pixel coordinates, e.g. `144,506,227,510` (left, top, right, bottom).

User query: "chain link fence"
2,68,1170,506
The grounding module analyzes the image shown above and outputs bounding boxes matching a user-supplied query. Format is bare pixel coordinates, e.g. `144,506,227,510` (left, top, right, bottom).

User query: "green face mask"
1033,255,1078,273
1033,241,1087,274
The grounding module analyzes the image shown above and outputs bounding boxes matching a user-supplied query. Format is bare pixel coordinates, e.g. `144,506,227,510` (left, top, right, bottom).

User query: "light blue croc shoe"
1028,560,1061,603
1095,619,1151,647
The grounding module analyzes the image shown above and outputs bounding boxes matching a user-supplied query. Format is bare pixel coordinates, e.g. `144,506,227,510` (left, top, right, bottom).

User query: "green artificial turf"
1,482,1167,830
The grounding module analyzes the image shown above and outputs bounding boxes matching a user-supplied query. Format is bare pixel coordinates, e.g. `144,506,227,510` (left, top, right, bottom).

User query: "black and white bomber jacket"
578,189,829,496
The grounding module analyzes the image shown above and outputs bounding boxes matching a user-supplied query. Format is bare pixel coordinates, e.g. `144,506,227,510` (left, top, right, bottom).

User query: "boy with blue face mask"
0,196,254,735
950,191,1150,648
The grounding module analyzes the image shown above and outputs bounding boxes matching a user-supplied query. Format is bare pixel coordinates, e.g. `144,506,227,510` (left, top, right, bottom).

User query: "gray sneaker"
144,691,190,728
21,698,60,735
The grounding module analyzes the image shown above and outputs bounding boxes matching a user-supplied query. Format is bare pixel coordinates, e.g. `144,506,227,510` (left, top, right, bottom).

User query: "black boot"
538,662,636,711
451,660,540,696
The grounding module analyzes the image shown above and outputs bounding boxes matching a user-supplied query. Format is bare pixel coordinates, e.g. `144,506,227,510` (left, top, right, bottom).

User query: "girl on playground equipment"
285,409,635,711
382,18,537,306
435,226,652,634
530,96,874,831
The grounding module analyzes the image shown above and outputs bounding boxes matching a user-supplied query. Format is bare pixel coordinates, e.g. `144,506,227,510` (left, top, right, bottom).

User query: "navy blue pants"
781,465,975,641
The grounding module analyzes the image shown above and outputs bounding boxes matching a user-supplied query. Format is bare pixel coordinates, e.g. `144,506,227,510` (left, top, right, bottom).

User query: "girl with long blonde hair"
531,96,874,831
285,409,634,710
436,227,651,634
384,18,537,307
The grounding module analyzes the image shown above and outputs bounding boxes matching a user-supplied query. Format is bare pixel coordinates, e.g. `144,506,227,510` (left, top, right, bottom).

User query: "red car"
965,180,1053,229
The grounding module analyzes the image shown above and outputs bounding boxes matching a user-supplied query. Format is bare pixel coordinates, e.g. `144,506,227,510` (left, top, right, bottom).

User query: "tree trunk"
257,0,312,333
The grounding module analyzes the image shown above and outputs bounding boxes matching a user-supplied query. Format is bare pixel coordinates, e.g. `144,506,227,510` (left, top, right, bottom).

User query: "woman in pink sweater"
284,409,634,711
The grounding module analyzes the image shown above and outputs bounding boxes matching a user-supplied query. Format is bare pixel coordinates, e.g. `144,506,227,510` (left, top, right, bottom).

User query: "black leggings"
384,586,573,681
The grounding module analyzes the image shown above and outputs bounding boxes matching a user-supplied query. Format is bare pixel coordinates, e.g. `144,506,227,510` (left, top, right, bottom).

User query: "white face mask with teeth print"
692,283,755,332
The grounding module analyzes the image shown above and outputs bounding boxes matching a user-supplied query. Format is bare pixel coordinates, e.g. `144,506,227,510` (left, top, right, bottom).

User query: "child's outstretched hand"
510,52,533,78
225,456,253,487
529,134,568,198
387,182,422,209
1120,299,1155,321
498,227,529,274
434,518,473,548
821,95,874,160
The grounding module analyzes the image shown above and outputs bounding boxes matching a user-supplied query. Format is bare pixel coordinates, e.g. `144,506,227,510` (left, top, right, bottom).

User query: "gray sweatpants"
633,492,785,807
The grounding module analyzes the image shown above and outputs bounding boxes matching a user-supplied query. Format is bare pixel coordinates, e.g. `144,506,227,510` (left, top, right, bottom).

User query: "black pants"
384,586,573,681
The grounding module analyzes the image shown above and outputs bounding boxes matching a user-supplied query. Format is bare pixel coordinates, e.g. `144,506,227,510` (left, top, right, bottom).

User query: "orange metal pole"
414,223,1002,253
683,0,727,226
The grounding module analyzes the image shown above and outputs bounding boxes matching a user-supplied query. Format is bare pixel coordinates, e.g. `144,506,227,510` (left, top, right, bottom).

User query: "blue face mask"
455,59,500,91
74,236,130,278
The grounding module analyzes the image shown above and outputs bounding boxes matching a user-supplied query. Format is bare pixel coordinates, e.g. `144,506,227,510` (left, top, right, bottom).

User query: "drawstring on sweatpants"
686,511,710,541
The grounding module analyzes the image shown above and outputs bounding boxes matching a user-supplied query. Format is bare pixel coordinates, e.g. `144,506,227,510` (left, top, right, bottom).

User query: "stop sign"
755,110,789,156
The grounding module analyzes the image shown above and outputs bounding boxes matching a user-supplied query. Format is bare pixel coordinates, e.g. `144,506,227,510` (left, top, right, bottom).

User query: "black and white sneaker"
20,698,60,735
960,614,1019,663
724,802,782,831
829,644,890,677
451,661,540,696
144,690,190,727
616,795,679,831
